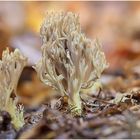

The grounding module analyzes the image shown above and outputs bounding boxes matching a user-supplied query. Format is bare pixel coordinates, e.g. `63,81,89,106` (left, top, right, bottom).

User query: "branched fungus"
35,12,108,116
0,48,27,129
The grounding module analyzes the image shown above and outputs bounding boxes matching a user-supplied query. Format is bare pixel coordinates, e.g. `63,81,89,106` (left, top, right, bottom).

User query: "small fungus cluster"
0,48,27,129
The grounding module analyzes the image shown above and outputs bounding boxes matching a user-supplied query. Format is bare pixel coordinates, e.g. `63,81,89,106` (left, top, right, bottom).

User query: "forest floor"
0,64,140,139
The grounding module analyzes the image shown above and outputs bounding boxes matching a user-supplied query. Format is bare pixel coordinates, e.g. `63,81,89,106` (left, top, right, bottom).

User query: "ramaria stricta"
0,48,27,129
35,12,108,116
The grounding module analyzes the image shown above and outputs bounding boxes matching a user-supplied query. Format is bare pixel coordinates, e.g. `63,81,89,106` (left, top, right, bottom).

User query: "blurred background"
0,1,140,106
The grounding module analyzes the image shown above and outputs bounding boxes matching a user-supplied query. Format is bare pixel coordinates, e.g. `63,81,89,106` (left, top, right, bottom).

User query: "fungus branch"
35,12,108,116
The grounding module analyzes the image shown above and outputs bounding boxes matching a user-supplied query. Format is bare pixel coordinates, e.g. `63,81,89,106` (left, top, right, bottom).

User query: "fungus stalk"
0,48,27,129
35,12,108,116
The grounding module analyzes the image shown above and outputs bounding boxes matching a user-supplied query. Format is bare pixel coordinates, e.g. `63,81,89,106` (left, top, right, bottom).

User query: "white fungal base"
68,93,82,116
